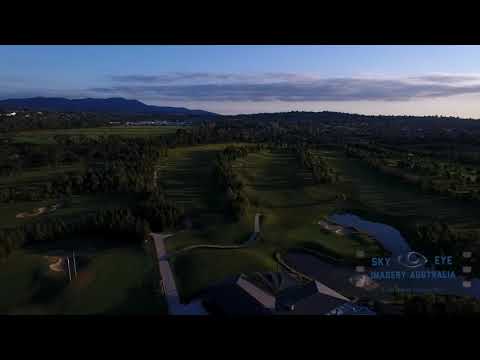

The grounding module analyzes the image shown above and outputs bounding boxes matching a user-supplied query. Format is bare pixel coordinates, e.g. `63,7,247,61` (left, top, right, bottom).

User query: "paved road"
160,213,263,260
151,213,262,314
151,233,180,312
151,232,207,315
244,213,261,246
254,213,261,233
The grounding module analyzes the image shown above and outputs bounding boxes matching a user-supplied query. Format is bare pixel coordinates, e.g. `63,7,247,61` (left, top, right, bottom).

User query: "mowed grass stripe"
234,150,332,209
330,151,480,229
157,143,248,211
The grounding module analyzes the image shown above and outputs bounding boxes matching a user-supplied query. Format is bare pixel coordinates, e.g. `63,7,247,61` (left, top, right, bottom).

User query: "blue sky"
2,45,480,117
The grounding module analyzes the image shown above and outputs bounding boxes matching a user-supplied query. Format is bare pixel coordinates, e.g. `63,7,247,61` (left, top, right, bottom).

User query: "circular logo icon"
397,251,428,268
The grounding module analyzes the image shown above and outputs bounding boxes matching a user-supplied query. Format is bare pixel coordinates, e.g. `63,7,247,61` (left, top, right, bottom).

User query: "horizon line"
1,95,479,120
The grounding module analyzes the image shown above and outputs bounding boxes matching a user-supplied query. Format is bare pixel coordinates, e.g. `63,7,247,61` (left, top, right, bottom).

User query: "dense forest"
0,136,185,260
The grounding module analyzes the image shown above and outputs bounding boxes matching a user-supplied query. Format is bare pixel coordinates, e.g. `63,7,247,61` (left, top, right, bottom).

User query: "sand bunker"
318,220,351,236
16,203,60,219
16,207,47,218
46,256,65,272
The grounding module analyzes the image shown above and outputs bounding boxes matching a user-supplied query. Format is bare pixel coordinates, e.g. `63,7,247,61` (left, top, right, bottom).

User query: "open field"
3,126,186,144
0,243,166,314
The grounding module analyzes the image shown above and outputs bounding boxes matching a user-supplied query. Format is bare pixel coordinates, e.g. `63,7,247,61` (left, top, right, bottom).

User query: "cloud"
4,72,480,104
110,72,316,85
409,74,480,84
91,73,480,102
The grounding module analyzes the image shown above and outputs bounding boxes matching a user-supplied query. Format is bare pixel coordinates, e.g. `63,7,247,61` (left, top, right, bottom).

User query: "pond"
313,213,480,299
328,213,410,256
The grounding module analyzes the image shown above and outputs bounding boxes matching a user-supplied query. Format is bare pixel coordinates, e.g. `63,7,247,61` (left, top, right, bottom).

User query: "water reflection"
318,213,480,299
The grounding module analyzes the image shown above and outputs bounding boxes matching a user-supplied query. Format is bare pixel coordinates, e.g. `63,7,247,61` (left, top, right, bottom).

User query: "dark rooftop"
202,276,274,315
276,280,352,315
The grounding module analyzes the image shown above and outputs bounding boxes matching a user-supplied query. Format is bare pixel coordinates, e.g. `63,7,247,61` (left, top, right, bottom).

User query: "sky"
1,45,480,117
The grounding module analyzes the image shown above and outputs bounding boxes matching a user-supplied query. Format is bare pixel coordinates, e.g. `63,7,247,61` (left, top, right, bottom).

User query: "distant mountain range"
0,97,217,116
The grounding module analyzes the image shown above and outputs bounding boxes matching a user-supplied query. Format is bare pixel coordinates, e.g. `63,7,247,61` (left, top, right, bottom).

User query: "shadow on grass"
30,269,68,305
106,284,167,315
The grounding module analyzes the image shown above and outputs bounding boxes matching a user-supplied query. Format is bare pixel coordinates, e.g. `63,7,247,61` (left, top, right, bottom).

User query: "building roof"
202,276,274,315
280,294,348,315
276,280,353,315
236,276,276,310
277,280,349,306
203,275,376,316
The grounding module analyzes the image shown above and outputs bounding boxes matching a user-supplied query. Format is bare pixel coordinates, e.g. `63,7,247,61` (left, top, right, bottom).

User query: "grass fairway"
171,247,277,302
0,251,47,313
6,126,186,144
165,214,252,253
232,149,381,257
234,150,338,208
52,248,165,314
165,147,386,300
328,150,480,232
0,246,166,314
157,143,248,212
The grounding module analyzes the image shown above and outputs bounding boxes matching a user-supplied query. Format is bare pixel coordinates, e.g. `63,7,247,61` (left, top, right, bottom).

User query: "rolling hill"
0,97,217,116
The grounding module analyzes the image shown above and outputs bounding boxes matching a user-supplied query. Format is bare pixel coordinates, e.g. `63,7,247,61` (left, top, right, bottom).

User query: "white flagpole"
66,257,72,282
73,251,77,278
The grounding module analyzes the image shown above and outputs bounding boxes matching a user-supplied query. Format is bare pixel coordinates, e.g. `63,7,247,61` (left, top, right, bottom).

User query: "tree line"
293,146,339,184
0,208,149,260
211,145,262,220
345,143,480,202
0,192,184,261
0,137,161,202
0,111,108,132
